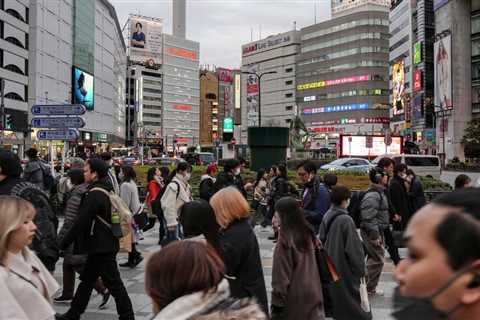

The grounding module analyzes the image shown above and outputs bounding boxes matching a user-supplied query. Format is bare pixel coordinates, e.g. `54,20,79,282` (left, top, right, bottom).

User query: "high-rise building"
0,0,30,153
332,0,390,17
297,7,390,149
199,70,218,146
240,30,300,143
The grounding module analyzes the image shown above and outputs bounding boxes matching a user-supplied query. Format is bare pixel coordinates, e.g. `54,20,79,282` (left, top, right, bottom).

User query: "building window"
473,39,480,57
4,64,24,75
285,68,293,73
473,62,480,81
285,93,293,98
285,80,293,85
5,37,24,49
285,105,293,111
5,9,25,23
472,15,480,34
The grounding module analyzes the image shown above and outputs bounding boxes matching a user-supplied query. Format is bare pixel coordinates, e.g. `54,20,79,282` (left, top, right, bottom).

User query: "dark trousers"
62,257,106,298
383,228,401,265
66,253,134,320
156,212,166,242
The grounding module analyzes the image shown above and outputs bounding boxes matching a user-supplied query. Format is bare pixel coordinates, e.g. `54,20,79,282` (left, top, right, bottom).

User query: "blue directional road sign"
31,104,86,116
31,116,85,128
37,129,78,140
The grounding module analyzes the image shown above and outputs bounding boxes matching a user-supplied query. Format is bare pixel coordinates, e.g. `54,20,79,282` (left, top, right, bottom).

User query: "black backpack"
347,189,382,228
39,162,55,192
199,178,214,201
11,182,59,271
151,181,180,218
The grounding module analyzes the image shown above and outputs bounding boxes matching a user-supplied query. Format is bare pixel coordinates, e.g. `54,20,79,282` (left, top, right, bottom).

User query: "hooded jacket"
360,184,390,240
161,174,192,228
23,159,48,190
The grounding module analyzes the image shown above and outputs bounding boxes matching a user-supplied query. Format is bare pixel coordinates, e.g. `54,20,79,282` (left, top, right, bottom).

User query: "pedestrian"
377,157,402,266
56,157,85,212
145,241,267,320
23,148,54,193
119,165,143,268
405,169,426,213
360,167,390,296
100,152,120,195
296,160,331,232
271,197,325,320
199,164,217,201
151,166,170,243
160,161,192,244
454,174,472,190
393,188,480,320
210,187,269,316
322,173,338,192
179,200,221,253
143,167,162,232
0,195,59,320
319,186,371,320
0,150,59,272
213,158,247,197
253,168,269,227
55,169,110,307
56,158,135,320
389,164,414,231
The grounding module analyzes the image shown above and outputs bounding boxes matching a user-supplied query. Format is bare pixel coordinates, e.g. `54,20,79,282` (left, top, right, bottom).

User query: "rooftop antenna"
250,27,253,41
293,21,297,30
259,24,262,40
314,1,317,24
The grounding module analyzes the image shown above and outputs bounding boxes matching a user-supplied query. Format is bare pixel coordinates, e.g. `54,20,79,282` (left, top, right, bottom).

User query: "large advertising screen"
130,15,163,69
246,65,259,126
72,66,94,111
341,135,402,157
392,60,405,115
434,35,452,109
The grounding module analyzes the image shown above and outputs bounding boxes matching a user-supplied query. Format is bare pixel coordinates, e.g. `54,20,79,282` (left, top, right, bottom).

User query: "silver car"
321,158,373,173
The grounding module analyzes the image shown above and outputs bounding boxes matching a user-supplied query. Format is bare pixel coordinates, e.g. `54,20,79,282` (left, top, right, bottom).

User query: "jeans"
65,253,134,320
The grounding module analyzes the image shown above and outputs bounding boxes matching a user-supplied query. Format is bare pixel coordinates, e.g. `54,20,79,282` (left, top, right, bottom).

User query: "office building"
0,0,29,153
297,8,390,148
240,30,300,143
332,0,390,17
29,0,127,155
199,69,218,146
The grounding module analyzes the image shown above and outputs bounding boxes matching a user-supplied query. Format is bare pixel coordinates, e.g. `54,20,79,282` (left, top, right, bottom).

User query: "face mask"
185,173,191,181
345,199,351,208
234,168,241,176
392,267,471,320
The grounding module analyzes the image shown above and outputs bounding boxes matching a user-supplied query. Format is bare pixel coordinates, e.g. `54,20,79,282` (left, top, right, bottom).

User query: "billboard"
297,75,369,91
72,66,94,111
340,135,402,157
129,15,163,69
217,68,233,83
165,47,198,60
413,69,422,92
246,65,259,126
392,60,405,115
434,35,452,109
235,74,241,109
223,117,233,133
414,42,422,64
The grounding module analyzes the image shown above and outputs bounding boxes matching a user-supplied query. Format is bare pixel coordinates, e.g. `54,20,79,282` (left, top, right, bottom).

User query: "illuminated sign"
303,103,369,115
341,135,402,157
223,117,233,133
414,42,422,64
242,34,292,56
297,75,369,91
414,69,422,92
392,60,405,115
166,47,198,60
235,74,241,109
303,96,316,102
174,104,192,111
309,127,339,133
310,116,389,126
217,68,233,83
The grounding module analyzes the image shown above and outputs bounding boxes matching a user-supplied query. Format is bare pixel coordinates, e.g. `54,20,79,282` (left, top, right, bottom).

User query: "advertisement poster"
414,42,422,64
72,67,94,110
217,68,233,83
223,117,233,133
392,60,405,115
414,69,422,91
246,65,259,126
130,15,163,69
434,35,452,109
341,135,402,157
235,74,241,109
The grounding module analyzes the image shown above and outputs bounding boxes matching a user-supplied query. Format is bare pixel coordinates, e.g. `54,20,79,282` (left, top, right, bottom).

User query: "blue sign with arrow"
31,117,85,129
37,129,78,141
31,104,86,116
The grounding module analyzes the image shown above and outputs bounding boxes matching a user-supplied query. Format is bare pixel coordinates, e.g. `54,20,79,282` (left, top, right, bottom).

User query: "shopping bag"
360,277,371,313
119,232,132,253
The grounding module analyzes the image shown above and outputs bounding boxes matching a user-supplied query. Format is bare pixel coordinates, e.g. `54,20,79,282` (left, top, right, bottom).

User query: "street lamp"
242,70,277,127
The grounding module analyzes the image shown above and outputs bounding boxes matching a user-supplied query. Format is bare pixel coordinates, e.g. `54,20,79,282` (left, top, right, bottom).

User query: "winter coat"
60,180,119,254
302,176,331,232
214,171,247,198
319,207,371,320
271,231,325,320
120,180,141,215
408,176,426,214
161,174,192,228
0,248,59,320
254,179,268,206
23,159,48,190
199,174,215,201
219,219,269,316
270,176,292,205
146,180,162,205
389,176,414,230
152,279,266,320
360,184,390,240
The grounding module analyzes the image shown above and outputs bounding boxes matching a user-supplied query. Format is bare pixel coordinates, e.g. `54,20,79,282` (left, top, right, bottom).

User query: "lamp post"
242,70,277,127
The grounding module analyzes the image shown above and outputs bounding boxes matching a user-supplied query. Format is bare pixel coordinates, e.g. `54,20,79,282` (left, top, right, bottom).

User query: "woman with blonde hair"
210,187,269,316
0,195,59,320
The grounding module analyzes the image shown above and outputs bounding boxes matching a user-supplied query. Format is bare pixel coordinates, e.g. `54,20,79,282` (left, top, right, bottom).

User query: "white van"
372,154,441,179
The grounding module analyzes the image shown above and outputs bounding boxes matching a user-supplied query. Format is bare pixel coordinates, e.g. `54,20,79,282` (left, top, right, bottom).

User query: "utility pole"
0,78,5,146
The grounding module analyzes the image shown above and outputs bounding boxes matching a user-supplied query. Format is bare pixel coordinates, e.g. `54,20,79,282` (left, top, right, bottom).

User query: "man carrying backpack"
360,167,390,296
23,148,54,193
56,158,134,320
0,150,59,272
199,164,217,201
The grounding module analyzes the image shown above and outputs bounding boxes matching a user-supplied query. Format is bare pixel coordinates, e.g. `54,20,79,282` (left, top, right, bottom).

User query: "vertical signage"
413,69,422,91
235,74,241,109
414,42,422,64
434,35,452,109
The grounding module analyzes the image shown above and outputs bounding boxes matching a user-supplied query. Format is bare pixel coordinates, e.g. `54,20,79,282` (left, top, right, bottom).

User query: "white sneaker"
368,289,385,296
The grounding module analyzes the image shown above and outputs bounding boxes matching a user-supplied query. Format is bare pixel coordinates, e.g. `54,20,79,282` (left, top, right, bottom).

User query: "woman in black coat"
210,187,269,317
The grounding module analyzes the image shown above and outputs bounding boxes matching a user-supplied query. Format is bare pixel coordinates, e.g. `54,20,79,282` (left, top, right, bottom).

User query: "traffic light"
5,114,13,130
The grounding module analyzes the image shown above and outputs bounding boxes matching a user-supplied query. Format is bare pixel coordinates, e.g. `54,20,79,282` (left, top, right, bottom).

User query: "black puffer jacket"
61,179,119,254
213,172,247,198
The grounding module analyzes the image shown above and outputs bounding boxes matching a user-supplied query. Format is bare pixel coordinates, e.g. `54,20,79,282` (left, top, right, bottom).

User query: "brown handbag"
313,237,340,284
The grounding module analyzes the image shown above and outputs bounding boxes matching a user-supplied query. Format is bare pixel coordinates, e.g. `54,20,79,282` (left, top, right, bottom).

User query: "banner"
392,60,405,115
129,16,163,69
434,35,452,109
217,68,233,83
246,65,258,126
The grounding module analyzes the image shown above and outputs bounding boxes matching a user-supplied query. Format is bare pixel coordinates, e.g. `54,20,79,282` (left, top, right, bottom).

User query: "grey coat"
360,184,389,240
319,207,371,320
24,160,46,190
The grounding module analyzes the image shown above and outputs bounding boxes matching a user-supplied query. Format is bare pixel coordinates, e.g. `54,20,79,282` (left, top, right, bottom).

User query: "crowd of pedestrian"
1,148,480,320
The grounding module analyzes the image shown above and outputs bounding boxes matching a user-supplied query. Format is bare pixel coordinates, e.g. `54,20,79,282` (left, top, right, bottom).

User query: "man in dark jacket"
56,158,134,320
213,159,247,198
297,160,330,233
389,163,414,230
23,147,53,192
100,152,120,195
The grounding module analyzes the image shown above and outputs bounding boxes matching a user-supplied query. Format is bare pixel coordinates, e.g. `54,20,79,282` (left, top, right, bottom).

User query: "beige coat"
0,248,59,320
161,174,192,227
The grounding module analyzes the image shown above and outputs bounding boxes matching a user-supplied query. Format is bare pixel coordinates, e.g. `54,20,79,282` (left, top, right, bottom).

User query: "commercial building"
297,7,390,149
0,0,30,153
240,30,300,143
332,0,390,17
199,69,218,146
29,0,127,155
433,0,477,161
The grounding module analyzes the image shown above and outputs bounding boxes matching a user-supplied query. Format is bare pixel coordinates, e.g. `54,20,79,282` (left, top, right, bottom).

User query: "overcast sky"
110,0,331,69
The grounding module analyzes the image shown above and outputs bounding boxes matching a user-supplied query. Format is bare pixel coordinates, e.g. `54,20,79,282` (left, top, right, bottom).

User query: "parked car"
154,157,180,167
183,152,216,166
320,158,373,173
122,156,140,166
372,154,441,179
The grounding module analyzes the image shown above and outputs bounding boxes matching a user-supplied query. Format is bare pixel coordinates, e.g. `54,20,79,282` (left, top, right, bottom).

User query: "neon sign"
302,103,369,115
297,75,369,91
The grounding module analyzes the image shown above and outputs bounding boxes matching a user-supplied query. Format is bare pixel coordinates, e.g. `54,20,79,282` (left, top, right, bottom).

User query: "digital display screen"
72,67,94,111
341,135,402,157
